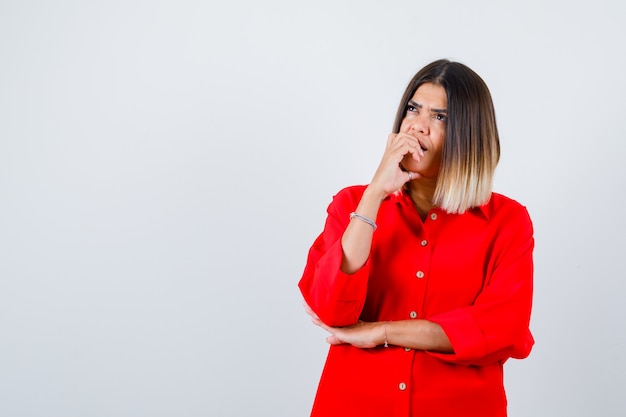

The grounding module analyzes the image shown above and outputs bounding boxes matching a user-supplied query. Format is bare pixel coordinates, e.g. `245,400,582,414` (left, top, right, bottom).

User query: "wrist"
382,321,391,348
350,187,385,226
362,185,387,206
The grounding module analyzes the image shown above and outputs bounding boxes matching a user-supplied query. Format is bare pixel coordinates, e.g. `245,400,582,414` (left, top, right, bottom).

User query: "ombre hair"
393,59,500,214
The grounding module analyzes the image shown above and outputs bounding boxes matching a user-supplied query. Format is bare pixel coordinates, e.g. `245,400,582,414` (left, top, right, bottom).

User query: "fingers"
383,134,423,173
405,170,421,182
303,301,330,331
302,300,348,344
387,133,422,157
326,334,345,345
371,133,426,196
394,132,424,161
311,316,326,328
302,301,318,318
323,322,378,348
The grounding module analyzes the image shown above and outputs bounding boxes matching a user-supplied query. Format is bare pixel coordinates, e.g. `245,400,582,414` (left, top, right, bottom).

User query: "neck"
407,180,437,220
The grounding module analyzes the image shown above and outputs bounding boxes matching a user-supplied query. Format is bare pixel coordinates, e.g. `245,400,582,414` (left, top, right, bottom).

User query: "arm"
298,189,372,327
426,210,534,365
341,132,425,274
298,133,423,326
306,202,534,365
304,302,452,352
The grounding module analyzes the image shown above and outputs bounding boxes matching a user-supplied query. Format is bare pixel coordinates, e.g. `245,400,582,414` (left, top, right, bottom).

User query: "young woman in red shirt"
299,59,534,417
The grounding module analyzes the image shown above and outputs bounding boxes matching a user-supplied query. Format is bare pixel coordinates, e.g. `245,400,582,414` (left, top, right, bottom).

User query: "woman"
298,59,534,417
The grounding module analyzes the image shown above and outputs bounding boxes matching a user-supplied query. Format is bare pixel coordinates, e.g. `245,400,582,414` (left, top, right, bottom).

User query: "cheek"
398,117,412,132
433,130,446,149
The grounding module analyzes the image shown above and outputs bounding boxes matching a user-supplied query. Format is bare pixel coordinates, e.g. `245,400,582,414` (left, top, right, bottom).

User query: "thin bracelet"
383,321,390,348
349,212,377,231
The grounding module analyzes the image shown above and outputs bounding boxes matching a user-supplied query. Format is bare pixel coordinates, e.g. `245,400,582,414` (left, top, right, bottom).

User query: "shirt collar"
389,188,492,220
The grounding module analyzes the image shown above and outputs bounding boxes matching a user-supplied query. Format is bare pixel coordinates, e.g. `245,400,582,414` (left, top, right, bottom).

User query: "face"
399,82,447,179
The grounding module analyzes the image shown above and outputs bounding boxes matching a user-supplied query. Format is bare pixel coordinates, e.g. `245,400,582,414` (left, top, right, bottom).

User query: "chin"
401,157,422,173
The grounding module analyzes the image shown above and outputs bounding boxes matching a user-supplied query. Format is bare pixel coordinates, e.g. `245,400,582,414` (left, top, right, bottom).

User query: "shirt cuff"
307,239,371,327
426,308,486,364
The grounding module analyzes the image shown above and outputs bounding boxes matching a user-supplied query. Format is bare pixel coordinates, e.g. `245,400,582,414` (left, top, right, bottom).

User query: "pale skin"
305,83,454,353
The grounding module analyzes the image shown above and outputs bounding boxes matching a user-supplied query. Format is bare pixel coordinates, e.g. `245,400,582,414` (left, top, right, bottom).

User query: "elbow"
311,298,362,327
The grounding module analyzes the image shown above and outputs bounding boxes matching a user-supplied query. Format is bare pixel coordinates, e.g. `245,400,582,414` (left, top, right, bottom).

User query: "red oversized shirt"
298,185,534,417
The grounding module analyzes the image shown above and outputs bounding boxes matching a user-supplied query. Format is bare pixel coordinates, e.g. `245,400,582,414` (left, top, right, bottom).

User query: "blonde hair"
393,59,500,213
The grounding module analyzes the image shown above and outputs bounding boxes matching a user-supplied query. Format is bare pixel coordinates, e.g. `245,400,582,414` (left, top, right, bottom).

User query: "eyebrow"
408,99,447,114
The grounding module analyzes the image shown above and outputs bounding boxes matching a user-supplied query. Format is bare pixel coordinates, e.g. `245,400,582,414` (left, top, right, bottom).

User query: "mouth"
417,138,427,152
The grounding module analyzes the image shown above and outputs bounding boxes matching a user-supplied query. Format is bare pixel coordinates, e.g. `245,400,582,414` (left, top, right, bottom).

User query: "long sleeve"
426,203,534,366
298,186,371,327
300,189,535,416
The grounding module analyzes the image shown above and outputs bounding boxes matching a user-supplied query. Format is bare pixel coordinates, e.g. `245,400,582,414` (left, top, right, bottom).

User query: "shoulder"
489,192,524,207
329,185,368,207
488,193,529,214
485,192,533,232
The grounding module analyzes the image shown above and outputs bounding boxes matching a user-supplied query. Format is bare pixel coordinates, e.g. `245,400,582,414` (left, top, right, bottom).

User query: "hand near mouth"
367,133,424,199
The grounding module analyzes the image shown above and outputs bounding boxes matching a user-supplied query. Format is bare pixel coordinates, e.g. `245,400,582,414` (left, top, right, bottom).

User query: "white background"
1,1,625,416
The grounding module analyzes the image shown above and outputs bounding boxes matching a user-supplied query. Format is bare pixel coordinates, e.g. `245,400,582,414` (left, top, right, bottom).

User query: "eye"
435,113,447,122
406,104,417,113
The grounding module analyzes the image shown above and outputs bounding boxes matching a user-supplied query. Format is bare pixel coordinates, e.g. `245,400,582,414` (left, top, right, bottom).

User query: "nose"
409,113,429,135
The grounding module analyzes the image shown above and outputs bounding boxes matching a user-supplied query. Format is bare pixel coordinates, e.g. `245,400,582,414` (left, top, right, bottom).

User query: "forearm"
340,186,386,274
383,319,453,353
319,319,454,352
